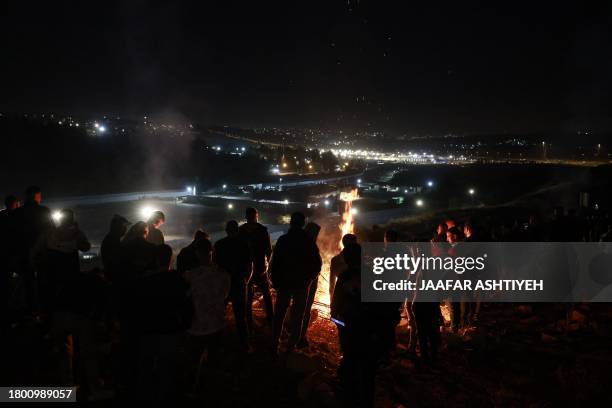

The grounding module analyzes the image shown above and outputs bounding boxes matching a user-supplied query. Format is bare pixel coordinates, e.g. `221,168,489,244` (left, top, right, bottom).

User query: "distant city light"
98,126,106,133
404,189,408,193
282,162,288,168
241,147,246,151
416,199,424,207
271,167,280,174
468,188,475,195
427,180,434,187
222,184,227,189
357,178,362,183
52,211,62,223
94,123,99,128
283,199,289,205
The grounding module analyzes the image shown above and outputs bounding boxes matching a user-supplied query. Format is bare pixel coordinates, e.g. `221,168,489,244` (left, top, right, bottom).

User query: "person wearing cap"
101,214,130,283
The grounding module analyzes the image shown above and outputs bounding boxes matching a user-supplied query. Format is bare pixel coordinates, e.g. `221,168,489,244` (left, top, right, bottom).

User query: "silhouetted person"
329,234,357,298
239,207,274,331
380,229,402,364
146,211,165,246
184,238,230,390
213,220,251,350
117,221,158,400
101,215,130,283
270,212,322,352
120,222,158,282
432,223,447,243
33,209,90,317
299,221,321,348
331,243,386,408
13,185,54,313
412,300,442,364
176,229,208,276
0,195,19,327
136,244,192,407
446,226,464,331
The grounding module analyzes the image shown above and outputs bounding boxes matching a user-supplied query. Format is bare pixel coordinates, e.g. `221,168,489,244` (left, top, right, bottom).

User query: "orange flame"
313,188,359,316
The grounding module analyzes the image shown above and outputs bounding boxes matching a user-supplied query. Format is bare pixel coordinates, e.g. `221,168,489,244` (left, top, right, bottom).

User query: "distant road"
46,190,185,207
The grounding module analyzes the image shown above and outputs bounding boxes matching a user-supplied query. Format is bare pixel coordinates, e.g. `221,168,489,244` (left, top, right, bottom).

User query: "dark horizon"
2,1,612,135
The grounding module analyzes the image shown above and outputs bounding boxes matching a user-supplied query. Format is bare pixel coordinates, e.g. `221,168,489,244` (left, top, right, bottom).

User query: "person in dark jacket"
270,212,322,352
331,243,390,408
136,244,192,407
239,207,274,331
0,195,19,328
119,222,158,283
213,220,251,350
100,214,130,283
298,221,321,348
33,209,90,317
13,185,54,313
176,229,208,276
145,211,165,246
116,221,158,399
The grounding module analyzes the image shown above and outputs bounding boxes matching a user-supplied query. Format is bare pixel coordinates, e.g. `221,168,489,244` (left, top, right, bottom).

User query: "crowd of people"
1,185,611,406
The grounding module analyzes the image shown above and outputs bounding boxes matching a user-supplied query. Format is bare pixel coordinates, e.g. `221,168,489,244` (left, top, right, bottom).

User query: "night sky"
2,1,611,135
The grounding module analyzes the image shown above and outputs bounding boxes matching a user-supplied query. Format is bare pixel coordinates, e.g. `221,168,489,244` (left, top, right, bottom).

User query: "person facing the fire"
270,212,322,353
331,242,388,408
329,233,357,298
239,207,274,332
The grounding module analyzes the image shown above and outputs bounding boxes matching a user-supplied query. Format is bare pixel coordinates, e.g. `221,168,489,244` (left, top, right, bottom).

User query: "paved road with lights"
46,190,185,207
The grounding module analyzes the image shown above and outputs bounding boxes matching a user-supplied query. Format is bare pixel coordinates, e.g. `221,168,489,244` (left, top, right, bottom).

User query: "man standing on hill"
13,186,54,313
239,207,274,332
270,212,321,353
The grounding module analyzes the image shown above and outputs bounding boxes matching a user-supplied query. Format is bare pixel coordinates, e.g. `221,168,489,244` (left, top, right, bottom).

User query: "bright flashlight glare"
283,199,289,205
357,178,362,183
469,188,475,195
324,200,330,206
350,208,358,215
94,122,99,128
222,184,227,189
186,186,192,193
140,206,155,219
227,203,234,209
52,211,62,223
416,199,424,207
427,180,434,187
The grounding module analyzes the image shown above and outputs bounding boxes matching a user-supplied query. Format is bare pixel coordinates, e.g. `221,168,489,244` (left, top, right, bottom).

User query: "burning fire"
313,188,359,317
338,189,359,249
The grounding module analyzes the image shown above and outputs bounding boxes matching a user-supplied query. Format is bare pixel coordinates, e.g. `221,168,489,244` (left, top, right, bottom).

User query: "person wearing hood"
101,214,130,283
